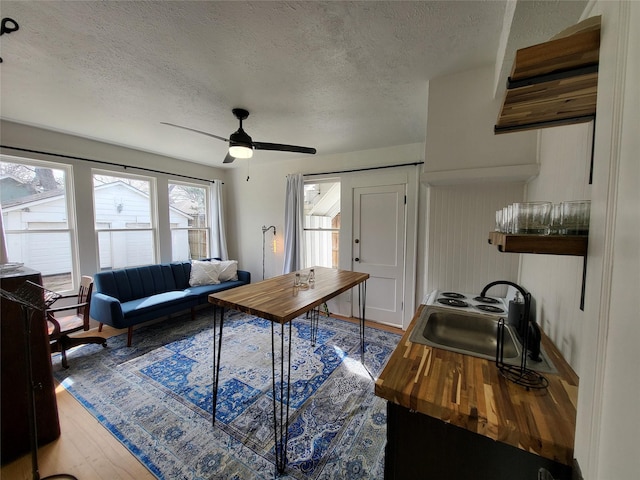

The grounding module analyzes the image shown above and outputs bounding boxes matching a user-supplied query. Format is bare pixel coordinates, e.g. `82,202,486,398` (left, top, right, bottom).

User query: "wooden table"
208,266,369,474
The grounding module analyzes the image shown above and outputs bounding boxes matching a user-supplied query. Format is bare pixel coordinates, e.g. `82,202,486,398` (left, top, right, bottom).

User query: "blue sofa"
91,260,250,346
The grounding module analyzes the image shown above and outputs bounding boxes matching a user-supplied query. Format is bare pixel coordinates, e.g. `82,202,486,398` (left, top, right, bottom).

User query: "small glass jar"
308,268,315,283
294,272,301,287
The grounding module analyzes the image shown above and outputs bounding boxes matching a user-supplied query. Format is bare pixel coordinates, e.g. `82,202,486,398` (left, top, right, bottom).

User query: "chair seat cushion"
48,314,85,336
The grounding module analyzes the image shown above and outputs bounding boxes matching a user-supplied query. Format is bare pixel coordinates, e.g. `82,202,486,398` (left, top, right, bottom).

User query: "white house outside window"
303,181,340,269
93,171,157,270
168,181,209,261
0,156,78,291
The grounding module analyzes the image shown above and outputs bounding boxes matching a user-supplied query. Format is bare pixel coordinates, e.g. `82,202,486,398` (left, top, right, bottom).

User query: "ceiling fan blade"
161,122,229,142
223,152,236,164
252,142,316,155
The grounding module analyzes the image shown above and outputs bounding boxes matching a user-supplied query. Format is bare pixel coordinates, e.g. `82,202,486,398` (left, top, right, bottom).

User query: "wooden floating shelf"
495,16,601,134
488,231,588,256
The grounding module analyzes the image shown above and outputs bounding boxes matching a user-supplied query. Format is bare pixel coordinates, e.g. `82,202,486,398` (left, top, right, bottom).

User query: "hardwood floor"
1,317,402,479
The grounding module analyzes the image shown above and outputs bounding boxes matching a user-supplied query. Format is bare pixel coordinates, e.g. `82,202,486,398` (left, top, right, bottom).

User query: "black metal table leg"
271,320,293,475
309,306,319,347
358,281,367,364
211,306,224,426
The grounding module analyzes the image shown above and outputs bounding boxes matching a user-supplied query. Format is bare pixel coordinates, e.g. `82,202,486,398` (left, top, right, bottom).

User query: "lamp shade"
229,145,253,158
229,128,254,159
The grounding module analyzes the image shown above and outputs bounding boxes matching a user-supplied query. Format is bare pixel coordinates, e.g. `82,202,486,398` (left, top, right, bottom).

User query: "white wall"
519,122,592,371
578,2,639,479
424,64,537,172
518,2,640,479
421,63,536,300
426,182,522,296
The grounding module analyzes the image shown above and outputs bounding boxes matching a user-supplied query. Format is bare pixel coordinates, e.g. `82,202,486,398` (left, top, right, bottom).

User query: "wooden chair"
47,276,107,368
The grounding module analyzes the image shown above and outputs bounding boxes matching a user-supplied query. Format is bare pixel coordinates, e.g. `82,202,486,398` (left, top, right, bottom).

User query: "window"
93,171,156,270
304,181,340,268
168,181,209,261
1,156,77,291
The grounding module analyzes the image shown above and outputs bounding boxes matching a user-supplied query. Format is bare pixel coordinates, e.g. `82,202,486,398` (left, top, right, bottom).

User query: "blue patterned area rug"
53,309,400,479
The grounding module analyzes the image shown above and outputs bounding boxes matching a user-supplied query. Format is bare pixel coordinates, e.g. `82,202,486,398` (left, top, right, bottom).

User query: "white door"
353,184,405,328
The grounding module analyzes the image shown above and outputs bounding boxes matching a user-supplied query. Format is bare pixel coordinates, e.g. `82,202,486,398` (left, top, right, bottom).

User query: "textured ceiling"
0,1,586,168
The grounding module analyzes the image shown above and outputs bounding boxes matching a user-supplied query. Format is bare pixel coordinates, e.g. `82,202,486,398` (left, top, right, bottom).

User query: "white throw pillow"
189,260,221,286
212,260,239,281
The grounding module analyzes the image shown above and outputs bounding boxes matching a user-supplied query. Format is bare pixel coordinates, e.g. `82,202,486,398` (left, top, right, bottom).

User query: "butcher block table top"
208,266,368,324
375,304,578,466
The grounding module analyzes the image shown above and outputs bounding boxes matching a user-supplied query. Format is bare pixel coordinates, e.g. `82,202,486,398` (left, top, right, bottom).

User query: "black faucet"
480,280,531,326
480,280,533,356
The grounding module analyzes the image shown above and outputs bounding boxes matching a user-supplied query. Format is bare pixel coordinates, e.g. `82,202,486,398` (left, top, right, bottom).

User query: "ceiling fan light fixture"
229,127,253,158
163,108,316,164
229,144,253,158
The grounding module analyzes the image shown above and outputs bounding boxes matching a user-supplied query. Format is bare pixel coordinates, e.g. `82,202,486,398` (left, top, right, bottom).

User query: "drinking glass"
561,200,590,235
512,202,552,234
548,203,562,235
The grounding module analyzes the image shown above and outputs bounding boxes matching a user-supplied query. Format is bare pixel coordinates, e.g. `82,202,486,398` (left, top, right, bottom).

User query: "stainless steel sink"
409,305,557,374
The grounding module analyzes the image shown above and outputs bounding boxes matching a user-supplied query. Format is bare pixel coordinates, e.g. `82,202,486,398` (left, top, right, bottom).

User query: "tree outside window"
1,156,77,291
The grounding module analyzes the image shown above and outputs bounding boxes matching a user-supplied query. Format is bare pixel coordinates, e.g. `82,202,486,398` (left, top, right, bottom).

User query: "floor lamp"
0,281,78,480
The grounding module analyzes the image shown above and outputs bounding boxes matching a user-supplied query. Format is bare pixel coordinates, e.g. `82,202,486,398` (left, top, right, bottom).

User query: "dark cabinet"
1,268,60,464
384,401,572,480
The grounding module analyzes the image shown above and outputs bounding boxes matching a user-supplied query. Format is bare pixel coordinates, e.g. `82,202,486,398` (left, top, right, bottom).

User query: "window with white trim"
92,171,157,270
168,181,209,261
303,181,340,269
1,156,78,291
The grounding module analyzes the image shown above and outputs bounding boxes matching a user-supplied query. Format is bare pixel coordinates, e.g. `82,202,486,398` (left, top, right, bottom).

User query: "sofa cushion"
94,264,178,302
184,279,247,301
211,259,238,281
189,260,221,286
170,261,192,290
121,291,193,318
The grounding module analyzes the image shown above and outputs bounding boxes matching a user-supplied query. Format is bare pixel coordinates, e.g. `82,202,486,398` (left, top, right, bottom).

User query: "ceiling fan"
162,108,317,164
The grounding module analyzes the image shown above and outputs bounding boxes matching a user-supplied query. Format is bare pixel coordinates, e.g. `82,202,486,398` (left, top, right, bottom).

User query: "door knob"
354,239,360,244
354,257,360,262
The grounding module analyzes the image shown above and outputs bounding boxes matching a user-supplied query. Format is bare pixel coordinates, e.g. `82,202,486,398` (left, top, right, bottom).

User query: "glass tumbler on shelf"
513,202,552,234
502,205,513,233
495,209,503,232
561,200,591,235
548,203,562,235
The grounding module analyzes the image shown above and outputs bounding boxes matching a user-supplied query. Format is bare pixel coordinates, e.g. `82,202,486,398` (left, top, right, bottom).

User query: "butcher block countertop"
375,304,579,466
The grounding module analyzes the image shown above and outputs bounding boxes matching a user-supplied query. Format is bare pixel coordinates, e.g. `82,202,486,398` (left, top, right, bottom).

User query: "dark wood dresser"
1,267,60,464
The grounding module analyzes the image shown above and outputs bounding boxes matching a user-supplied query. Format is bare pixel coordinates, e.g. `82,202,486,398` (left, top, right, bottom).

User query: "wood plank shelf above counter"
495,16,601,134
488,231,588,256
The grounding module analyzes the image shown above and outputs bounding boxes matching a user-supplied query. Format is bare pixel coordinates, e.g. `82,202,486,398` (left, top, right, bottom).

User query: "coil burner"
437,298,469,308
441,292,467,299
473,296,499,304
476,304,505,314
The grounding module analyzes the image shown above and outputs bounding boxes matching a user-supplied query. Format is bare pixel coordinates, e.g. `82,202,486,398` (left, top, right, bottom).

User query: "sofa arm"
237,270,251,284
90,292,125,328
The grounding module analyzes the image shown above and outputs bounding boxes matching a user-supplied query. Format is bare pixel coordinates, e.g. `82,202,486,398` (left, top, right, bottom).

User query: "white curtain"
283,173,304,273
0,204,8,263
209,180,229,260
